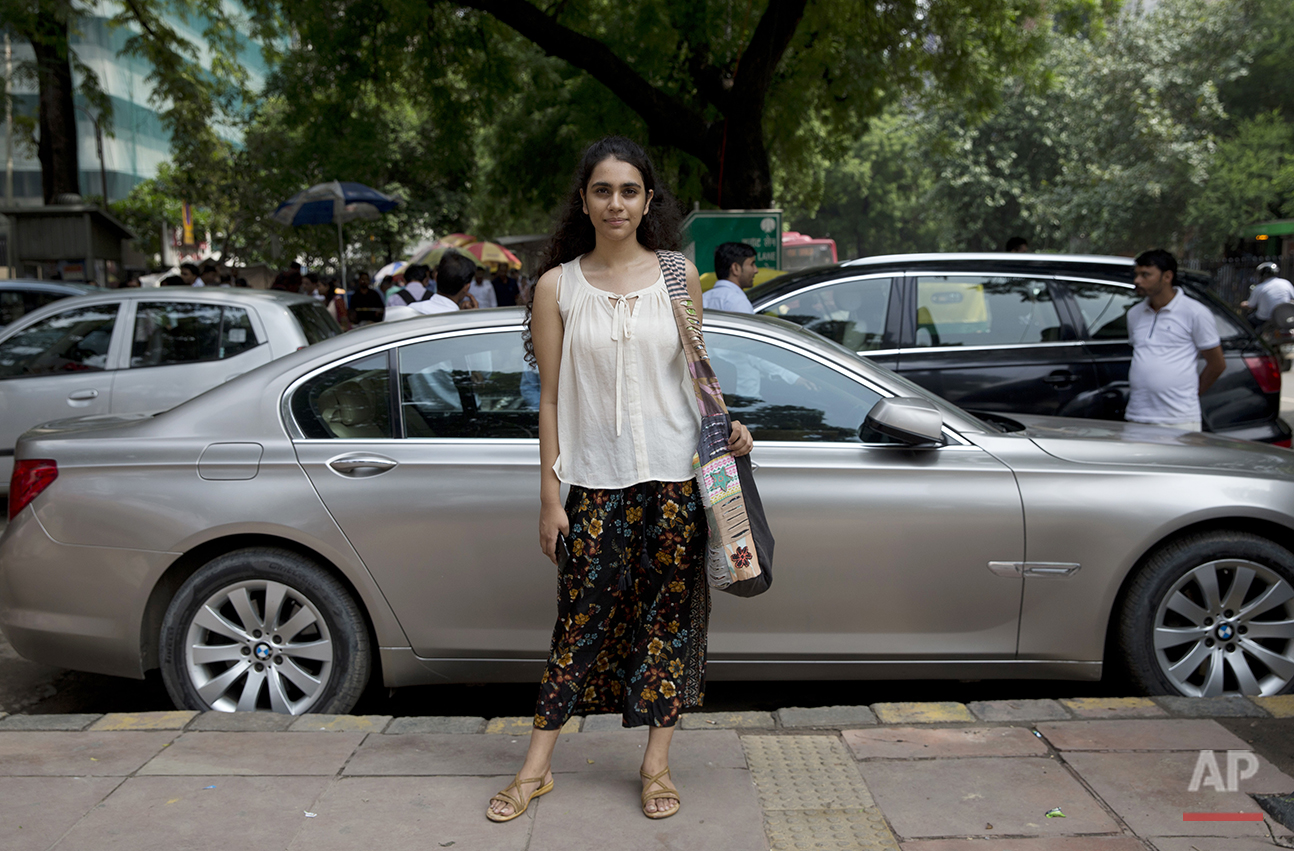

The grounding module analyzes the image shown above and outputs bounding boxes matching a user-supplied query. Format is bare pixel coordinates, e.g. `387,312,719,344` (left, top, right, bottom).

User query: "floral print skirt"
534,479,710,730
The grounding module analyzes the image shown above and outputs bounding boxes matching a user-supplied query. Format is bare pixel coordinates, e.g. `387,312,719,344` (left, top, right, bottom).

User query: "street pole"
5,31,13,204
337,219,346,294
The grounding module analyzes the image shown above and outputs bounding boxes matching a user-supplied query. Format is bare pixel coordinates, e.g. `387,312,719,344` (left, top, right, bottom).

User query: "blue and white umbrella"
272,181,399,287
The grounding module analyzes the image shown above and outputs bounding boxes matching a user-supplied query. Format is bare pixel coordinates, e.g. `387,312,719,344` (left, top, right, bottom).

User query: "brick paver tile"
1036,719,1250,752
137,731,365,775
1063,751,1293,838
0,714,102,731
967,699,1070,722
900,839,1147,851
1154,696,1268,718
843,726,1048,760
88,711,198,731
1059,697,1166,719
678,711,775,729
484,716,579,734
872,702,975,724
776,705,879,728
384,716,484,734
0,731,176,776
287,713,392,732
1151,839,1294,851
858,756,1118,839
0,776,122,851
1252,695,1294,718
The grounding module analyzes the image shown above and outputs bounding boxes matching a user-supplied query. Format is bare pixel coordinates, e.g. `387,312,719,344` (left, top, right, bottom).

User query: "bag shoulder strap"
396,288,416,304
656,250,728,421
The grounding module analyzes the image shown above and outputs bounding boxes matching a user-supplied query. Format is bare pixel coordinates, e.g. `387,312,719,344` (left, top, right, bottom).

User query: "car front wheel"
1120,531,1294,697
160,548,370,714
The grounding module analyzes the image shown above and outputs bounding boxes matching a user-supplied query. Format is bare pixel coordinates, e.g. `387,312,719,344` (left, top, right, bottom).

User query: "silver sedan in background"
2,308,1292,715
0,287,339,494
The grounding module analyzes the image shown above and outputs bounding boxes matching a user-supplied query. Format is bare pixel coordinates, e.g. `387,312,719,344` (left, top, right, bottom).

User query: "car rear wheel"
1120,531,1294,697
160,548,370,714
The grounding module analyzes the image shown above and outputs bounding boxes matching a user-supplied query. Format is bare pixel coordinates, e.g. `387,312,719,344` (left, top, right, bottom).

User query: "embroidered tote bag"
657,250,774,597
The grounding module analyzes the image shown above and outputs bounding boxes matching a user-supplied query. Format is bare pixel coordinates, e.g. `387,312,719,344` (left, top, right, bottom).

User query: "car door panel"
896,274,1098,416
707,442,1025,660
0,302,122,485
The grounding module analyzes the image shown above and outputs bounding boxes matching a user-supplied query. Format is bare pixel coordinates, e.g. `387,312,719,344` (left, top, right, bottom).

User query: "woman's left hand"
728,420,753,456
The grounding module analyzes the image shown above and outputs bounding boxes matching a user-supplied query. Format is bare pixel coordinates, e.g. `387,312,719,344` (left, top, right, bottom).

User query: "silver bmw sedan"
2,308,1292,715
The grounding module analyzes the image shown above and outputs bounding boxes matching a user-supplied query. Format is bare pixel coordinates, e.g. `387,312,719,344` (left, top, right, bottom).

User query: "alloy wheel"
1153,559,1294,696
185,579,335,714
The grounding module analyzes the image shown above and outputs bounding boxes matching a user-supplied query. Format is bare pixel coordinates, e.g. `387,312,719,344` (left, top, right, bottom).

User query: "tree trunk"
702,115,775,208
30,14,80,203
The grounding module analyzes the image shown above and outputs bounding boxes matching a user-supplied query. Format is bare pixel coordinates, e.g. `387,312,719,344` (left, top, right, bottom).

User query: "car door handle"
328,454,398,476
1042,371,1078,386
67,389,99,401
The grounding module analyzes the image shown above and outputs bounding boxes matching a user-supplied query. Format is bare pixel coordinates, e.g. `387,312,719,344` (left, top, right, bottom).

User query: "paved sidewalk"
1,696,1292,850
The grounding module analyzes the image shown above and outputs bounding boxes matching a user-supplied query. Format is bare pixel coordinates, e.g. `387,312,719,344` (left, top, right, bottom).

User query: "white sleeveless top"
553,256,701,489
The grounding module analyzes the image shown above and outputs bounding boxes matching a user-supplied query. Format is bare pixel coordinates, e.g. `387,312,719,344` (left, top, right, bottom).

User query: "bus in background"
782,232,838,272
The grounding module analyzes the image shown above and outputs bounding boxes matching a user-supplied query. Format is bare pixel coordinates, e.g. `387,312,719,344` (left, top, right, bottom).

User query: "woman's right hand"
539,502,571,565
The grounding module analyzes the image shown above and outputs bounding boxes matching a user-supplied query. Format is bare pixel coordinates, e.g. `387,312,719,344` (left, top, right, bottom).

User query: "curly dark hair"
524,136,683,364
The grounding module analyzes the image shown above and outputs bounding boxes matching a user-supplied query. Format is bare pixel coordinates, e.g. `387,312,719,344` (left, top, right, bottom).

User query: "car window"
0,303,119,377
1069,282,1246,342
914,276,1062,347
290,303,341,346
130,302,261,367
761,277,893,351
707,331,882,442
399,331,538,439
1065,281,1141,340
0,292,22,327
291,352,392,439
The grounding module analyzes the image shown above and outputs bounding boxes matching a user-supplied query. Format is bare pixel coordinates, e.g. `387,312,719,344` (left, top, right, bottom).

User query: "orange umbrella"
438,233,479,248
464,240,522,269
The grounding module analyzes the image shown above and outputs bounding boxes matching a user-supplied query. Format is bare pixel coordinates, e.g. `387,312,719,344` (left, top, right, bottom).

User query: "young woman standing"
486,137,753,822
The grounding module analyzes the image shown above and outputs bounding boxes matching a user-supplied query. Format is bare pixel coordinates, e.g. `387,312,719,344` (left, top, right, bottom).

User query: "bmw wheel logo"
254,643,272,660
1216,623,1234,641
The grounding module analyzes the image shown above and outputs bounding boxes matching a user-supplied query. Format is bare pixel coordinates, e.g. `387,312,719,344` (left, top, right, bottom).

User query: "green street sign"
682,209,782,276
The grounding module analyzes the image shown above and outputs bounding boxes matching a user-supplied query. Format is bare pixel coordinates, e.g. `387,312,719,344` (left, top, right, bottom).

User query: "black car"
0,280,98,332
748,253,1291,445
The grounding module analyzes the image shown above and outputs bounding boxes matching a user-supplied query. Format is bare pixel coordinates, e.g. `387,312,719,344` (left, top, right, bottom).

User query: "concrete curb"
0,695,1275,733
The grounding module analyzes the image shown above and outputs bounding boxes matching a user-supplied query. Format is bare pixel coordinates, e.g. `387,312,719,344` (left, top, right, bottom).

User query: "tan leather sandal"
486,772,554,823
640,766,680,819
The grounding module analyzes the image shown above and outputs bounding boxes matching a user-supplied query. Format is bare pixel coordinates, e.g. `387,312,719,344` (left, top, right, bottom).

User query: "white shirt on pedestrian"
384,293,459,321
386,280,427,306
1125,288,1221,425
1250,276,1294,320
468,279,497,309
702,279,754,314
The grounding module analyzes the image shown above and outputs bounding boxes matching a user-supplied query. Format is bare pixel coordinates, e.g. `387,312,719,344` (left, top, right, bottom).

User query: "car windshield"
289,303,342,345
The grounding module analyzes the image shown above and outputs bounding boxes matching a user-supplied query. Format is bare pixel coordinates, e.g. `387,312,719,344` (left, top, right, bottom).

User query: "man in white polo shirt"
1125,249,1226,432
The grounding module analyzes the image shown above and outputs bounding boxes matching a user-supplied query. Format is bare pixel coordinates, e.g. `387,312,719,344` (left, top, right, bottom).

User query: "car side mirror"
860,397,945,447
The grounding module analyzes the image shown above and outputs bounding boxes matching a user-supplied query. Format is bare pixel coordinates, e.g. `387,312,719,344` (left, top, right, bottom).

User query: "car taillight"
9,459,58,521
1243,354,1282,395
1275,438,1292,449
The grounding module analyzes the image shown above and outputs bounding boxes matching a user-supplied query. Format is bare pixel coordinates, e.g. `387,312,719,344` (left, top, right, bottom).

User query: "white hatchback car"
0,287,340,494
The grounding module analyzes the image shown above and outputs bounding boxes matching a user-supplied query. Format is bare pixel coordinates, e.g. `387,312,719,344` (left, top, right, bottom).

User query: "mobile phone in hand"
555,532,571,570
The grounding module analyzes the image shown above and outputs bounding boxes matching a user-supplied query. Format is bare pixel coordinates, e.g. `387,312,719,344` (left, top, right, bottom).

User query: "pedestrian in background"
179,262,200,286
469,267,498,309
347,271,385,325
486,135,753,824
702,241,758,313
492,266,521,306
1004,236,1029,253
199,263,221,287
388,264,430,306
1240,261,1294,330
1125,249,1225,432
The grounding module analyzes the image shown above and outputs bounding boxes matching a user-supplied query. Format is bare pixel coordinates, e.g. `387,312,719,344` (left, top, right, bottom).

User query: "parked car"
0,280,98,332
0,287,340,494
749,253,1291,445
3,307,1292,716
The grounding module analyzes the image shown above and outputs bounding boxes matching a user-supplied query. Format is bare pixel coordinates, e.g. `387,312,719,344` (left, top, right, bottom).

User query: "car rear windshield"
289,303,341,346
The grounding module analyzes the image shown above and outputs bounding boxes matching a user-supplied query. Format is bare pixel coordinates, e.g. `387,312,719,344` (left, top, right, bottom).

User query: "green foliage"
1186,112,1294,249
783,109,940,259
917,0,1262,254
